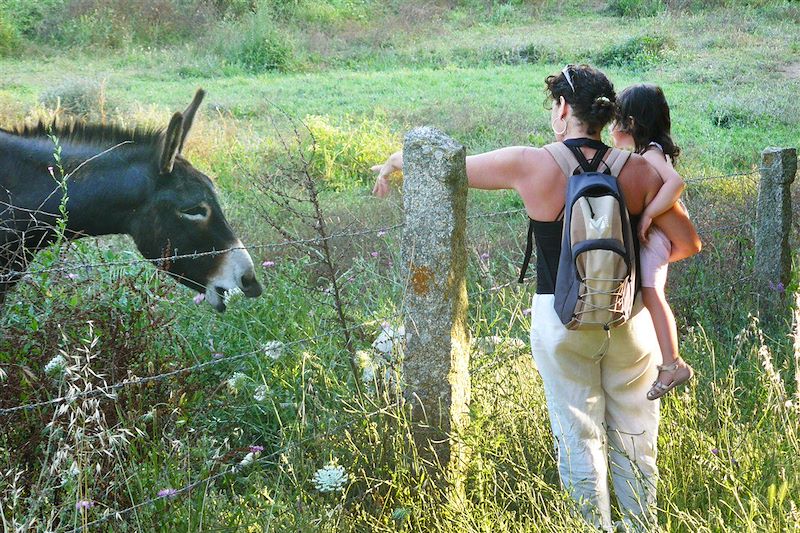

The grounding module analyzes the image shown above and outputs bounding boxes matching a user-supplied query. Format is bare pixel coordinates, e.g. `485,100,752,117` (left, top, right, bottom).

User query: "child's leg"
641,286,678,365
639,227,692,400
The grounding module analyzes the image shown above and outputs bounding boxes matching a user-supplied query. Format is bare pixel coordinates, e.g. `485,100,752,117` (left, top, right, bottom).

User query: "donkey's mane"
4,119,165,150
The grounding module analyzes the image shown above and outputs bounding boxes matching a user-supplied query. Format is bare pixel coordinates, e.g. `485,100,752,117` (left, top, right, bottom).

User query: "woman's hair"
545,64,616,136
614,83,680,162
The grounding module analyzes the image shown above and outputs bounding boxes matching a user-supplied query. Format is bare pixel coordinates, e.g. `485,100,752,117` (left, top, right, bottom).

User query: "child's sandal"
647,357,694,401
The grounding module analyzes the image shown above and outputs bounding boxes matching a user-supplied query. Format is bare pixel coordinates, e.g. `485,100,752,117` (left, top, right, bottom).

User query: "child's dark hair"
615,84,680,162
545,64,616,136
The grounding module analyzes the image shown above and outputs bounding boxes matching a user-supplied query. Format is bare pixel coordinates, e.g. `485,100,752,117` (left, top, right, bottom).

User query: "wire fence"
0,169,758,283
0,166,781,529
66,401,402,533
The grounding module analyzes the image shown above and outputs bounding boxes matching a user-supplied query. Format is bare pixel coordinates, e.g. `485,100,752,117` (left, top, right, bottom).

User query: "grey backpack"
545,141,637,331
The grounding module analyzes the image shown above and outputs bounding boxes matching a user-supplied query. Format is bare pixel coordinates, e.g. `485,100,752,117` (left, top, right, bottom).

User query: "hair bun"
594,96,613,107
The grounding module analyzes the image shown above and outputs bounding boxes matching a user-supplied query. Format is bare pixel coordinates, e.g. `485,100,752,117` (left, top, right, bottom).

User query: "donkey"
0,89,262,312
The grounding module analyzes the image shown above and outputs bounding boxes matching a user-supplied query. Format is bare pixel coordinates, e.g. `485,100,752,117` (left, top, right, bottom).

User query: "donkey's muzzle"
241,272,263,298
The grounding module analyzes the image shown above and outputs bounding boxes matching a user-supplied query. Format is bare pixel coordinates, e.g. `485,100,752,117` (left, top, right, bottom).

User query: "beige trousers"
530,294,661,532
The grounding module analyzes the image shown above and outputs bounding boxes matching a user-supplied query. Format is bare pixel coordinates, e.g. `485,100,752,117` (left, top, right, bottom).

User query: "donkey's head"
128,89,262,311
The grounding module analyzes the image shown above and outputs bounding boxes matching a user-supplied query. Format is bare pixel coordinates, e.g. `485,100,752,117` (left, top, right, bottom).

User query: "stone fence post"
401,127,470,478
755,147,796,320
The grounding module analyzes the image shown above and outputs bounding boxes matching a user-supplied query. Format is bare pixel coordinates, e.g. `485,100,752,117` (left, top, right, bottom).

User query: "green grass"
1,1,799,531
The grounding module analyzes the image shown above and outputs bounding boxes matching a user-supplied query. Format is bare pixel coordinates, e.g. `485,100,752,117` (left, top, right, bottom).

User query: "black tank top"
524,215,642,294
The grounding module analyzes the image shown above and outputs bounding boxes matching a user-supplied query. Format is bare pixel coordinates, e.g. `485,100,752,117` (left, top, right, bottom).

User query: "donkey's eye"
179,203,210,221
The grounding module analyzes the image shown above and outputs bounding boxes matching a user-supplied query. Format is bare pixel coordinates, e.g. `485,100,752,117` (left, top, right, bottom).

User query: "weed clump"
39,78,111,118
607,0,665,17
594,33,673,70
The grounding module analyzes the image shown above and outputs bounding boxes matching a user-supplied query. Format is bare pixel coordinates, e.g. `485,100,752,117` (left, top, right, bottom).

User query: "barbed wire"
0,207,535,283
0,166,766,283
0,311,403,417
684,170,760,184
0,170,778,414
66,401,401,532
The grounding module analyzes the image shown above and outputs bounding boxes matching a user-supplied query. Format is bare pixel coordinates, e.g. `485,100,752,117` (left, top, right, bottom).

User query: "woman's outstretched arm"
372,146,536,197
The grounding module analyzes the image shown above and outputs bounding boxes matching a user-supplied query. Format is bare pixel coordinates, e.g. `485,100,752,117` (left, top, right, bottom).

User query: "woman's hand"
371,151,403,198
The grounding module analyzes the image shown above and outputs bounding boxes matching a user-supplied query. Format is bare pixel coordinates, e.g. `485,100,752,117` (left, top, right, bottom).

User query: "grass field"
1,1,799,531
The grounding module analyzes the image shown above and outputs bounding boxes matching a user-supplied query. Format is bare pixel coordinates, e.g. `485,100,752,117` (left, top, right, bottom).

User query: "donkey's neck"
0,131,155,239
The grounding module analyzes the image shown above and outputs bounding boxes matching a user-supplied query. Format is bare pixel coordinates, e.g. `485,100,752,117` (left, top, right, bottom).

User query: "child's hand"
638,214,653,243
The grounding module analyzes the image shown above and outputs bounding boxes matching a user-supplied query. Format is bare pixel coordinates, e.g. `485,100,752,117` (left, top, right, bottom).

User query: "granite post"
401,127,470,478
755,147,796,321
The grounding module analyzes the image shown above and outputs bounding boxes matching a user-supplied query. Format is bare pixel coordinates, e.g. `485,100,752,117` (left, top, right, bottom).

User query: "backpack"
544,140,637,331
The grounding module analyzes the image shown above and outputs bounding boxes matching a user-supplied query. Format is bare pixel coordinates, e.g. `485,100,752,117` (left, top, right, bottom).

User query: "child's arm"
639,150,686,242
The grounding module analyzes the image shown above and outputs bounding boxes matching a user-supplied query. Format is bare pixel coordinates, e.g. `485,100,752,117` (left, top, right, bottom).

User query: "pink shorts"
640,227,671,289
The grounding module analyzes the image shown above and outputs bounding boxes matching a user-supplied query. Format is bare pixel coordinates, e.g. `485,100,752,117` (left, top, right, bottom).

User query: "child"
610,83,693,401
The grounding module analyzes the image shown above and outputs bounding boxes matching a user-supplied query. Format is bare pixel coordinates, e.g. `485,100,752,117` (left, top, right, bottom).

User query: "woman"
372,64,701,531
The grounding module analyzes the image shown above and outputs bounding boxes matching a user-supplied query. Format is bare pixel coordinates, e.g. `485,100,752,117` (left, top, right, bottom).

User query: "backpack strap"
602,148,631,176
518,219,535,283
543,142,580,178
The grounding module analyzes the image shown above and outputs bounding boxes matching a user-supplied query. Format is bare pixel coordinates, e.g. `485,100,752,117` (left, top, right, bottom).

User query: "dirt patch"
779,62,800,79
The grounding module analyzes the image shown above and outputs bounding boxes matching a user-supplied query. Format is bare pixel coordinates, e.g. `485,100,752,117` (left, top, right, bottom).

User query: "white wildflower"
44,354,67,379
0,367,6,382
356,350,375,380
362,365,376,383
253,384,269,402
262,341,285,360
223,287,244,305
239,452,255,467
226,372,249,394
372,323,405,358
312,462,349,493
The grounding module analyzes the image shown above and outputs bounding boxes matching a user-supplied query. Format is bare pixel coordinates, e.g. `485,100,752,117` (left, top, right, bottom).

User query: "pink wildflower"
158,488,179,499
262,260,275,268
75,500,94,510
193,293,205,305
249,445,264,453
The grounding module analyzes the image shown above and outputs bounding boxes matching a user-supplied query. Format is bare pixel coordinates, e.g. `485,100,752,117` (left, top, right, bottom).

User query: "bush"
233,30,293,72
215,7,294,72
594,33,673,70
607,0,665,17
0,0,64,37
40,0,215,48
38,78,112,118
0,11,20,56
305,114,400,191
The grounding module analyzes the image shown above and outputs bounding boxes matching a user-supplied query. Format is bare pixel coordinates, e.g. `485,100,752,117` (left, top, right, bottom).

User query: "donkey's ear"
178,88,205,154
160,112,184,175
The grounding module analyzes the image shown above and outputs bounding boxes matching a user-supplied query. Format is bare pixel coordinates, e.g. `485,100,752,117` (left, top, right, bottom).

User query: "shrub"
38,78,112,118
0,10,20,56
305,114,400,191
0,0,64,37
215,7,294,72
40,0,215,48
607,0,665,17
594,33,673,70
233,30,293,72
